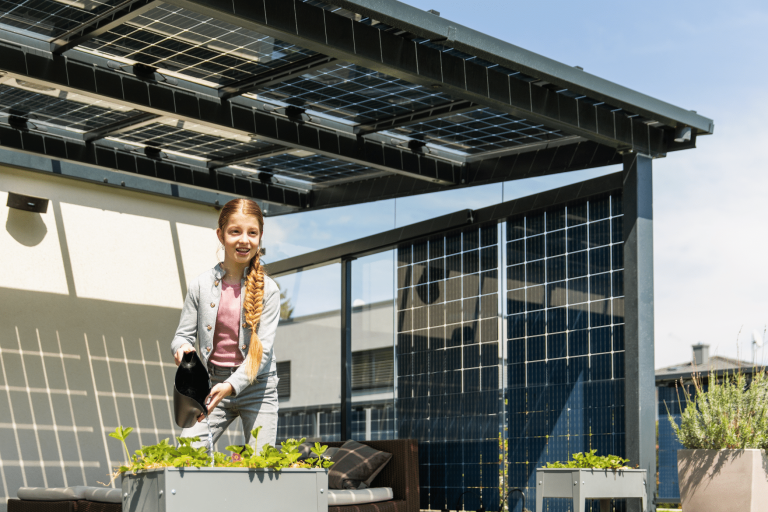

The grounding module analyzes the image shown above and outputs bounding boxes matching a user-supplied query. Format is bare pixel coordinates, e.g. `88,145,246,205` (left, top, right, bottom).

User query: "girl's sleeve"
226,279,280,396
170,279,200,357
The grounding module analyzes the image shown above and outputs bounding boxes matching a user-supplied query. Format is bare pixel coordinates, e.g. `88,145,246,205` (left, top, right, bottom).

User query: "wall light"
674,126,692,143
7,192,49,214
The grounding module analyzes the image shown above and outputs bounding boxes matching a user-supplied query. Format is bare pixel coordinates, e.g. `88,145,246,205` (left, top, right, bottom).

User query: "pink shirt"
209,281,245,367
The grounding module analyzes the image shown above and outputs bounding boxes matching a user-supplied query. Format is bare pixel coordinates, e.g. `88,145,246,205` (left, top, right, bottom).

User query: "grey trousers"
180,371,279,454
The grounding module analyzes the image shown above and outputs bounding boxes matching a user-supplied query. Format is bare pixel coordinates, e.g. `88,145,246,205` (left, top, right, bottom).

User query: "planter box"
121,467,328,512
678,449,768,512
535,468,647,512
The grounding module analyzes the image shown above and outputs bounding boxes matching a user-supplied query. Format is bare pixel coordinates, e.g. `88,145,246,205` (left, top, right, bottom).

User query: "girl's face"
217,211,263,267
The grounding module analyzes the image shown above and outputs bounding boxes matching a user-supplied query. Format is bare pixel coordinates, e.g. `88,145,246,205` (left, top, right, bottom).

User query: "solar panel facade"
505,194,625,512
396,224,501,511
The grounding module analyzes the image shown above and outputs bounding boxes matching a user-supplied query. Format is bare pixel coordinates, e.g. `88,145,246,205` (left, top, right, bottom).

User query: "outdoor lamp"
674,125,692,143
6,192,49,214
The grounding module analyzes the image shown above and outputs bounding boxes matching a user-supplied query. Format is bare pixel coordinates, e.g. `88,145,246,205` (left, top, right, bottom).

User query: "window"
352,348,394,391
276,361,290,400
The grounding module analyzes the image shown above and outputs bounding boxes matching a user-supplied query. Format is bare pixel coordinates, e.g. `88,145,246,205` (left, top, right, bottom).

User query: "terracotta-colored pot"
678,449,768,512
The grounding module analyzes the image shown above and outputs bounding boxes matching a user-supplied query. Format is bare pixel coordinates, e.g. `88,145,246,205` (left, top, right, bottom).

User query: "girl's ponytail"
242,252,265,382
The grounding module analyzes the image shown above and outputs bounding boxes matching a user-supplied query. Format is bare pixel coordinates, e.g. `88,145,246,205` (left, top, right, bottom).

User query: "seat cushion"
82,488,122,504
328,487,393,506
329,440,392,489
16,487,89,501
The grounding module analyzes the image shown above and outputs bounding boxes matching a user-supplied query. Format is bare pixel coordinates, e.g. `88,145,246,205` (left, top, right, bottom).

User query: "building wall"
0,166,227,506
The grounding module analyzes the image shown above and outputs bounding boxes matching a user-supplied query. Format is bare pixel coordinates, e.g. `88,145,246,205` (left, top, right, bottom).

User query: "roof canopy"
0,0,713,214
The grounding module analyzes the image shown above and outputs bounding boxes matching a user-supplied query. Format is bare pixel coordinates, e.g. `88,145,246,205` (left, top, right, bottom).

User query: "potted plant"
535,450,647,512
109,426,334,512
669,369,768,512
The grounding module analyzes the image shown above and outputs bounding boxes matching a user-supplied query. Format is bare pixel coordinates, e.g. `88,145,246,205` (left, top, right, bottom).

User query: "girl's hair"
218,198,265,382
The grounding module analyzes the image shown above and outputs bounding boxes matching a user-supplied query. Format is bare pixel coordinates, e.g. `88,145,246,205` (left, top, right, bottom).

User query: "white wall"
0,166,237,502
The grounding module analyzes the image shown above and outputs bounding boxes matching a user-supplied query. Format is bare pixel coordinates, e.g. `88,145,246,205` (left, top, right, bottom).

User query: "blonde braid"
243,253,265,382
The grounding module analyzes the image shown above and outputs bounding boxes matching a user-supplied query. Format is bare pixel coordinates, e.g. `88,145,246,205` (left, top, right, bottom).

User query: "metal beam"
207,145,288,169
267,170,625,276
355,99,476,135
83,112,160,142
219,54,338,100
340,257,353,441
622,152,656,512
163,0,677,156
0,124,308,208
51,0,163,55
0,44,460,186
309,139,622,211
322,0,714,135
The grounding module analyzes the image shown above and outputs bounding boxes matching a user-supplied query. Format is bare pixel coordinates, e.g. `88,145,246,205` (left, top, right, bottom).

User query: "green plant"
108,425,333,481
667,369,768,449
544,449,630,469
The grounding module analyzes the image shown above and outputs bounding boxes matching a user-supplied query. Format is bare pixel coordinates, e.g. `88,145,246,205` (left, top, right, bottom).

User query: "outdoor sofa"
6,439,419,512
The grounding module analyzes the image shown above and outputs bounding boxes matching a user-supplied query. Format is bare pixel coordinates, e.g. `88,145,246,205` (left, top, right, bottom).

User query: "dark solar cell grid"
258,62,454,124
243,152,381,183
396,224,501,512
0,83,138,131
79,3,317,86
504,195,625,512
390,107,565,154
0,0,121,40
114,121,275,159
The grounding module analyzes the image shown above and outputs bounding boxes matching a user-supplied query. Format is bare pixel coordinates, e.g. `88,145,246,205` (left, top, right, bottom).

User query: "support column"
622,153,656,512
340,258,353,440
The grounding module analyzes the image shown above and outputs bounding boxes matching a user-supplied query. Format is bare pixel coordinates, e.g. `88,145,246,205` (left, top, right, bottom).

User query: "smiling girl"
170,198,280,453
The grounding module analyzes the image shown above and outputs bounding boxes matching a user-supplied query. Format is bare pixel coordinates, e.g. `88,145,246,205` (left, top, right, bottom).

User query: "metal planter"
678,449,768,512
121,467,329,512
535,468,647,512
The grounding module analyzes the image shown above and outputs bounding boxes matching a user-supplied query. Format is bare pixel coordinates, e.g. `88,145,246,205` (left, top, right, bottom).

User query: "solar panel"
258,62,455,124
0,0,122,40
242,152,381,183
0,81,138,132
111,118,277,160
388,107,566,154
78,3,319,87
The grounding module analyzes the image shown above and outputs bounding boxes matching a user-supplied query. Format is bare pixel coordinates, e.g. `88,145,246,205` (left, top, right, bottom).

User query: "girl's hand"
197,383,234,422
174,344,196,366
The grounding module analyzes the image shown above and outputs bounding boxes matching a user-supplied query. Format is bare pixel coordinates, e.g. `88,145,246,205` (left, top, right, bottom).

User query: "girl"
170,198,280,453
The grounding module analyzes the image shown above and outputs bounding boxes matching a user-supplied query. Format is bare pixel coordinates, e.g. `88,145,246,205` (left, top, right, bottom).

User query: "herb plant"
544,449,630,469
108,425,333,480
667,369,768,450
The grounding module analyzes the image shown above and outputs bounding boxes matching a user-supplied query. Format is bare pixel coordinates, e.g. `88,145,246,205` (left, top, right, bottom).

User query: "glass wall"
351,251,396,441
273,264,341,442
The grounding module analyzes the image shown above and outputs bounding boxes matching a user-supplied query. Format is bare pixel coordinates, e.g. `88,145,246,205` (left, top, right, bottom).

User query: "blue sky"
268,0,768,368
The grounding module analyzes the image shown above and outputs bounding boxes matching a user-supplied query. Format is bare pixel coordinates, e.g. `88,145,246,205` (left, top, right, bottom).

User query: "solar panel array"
0,0,595,189
396,224,501,512
505,194,625,512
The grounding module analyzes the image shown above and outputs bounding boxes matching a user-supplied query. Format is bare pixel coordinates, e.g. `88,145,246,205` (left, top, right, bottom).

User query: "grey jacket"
170,263,280,396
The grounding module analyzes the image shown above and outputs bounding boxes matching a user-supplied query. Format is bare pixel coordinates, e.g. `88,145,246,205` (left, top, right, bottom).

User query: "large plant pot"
121,467,328,512
535,468,647,512
678,449,768,512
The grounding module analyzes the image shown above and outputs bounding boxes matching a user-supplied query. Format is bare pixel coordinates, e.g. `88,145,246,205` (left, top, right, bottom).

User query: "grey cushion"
83,487,123,503
328,440,392,490
328,487,393,506
17,487,88,501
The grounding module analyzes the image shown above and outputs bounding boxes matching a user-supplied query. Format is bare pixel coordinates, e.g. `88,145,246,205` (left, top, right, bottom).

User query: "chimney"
693,343,710,366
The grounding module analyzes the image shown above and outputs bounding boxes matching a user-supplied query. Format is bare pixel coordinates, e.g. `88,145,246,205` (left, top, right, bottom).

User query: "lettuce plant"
544,449,630,469
109,425,333,479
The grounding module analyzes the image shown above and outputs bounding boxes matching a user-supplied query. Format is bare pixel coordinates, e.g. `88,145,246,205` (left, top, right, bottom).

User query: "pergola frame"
0,0,711,214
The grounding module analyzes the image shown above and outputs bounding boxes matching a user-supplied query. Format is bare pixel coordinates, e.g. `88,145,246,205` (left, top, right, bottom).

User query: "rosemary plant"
668,369,768,449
